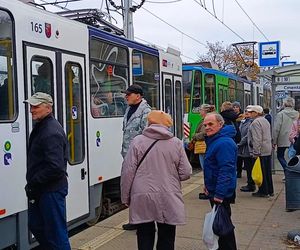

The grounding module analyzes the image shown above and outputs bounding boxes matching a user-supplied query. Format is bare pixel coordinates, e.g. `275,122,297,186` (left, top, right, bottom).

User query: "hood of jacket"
282,107,299,120
220,109,239,123
142,124,174,140
206,125,236,145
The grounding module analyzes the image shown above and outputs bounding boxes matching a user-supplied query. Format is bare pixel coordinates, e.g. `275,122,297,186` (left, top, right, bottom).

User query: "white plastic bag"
202,205,219,250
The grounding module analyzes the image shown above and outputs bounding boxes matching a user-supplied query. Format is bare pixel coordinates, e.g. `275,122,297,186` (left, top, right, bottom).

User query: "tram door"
162,74,183,139
25,46,89,222
218,85,228,109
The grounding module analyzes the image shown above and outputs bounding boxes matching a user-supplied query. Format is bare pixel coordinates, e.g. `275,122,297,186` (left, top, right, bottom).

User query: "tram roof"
183,65,252,83
89,26,159,57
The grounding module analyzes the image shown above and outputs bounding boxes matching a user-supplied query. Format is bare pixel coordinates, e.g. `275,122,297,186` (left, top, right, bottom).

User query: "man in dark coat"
24,92,70,250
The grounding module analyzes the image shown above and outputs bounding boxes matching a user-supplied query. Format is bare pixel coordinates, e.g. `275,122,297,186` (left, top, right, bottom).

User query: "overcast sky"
37,0,299,65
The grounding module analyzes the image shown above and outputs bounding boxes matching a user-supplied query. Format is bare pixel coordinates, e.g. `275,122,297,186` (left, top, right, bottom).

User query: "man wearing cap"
247,105,273,197
24,92,71,249
121,84,151,230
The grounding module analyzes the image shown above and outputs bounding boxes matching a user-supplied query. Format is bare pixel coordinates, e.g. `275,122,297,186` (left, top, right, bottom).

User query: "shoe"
269,193,274,197
240,185,255,192
122,223,137,230
286,209,296,212
237,173,242,178
199,193,209,200
252,192,269,198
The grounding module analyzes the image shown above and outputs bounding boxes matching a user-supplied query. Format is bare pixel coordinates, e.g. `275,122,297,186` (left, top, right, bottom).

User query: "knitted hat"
147,110,173,127
232,101,241,108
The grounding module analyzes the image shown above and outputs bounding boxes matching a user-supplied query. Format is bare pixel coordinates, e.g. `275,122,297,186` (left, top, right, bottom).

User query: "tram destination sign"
276,85,300,92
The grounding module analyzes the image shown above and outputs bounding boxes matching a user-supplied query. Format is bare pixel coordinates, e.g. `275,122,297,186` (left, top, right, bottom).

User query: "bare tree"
197,41,259,80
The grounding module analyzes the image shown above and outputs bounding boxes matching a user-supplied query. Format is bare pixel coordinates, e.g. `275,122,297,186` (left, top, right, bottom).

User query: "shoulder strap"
136,139,159,171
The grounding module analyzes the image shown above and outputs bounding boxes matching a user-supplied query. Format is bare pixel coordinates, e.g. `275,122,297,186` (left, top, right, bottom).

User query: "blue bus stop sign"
259,41,280,67
282,61,297,67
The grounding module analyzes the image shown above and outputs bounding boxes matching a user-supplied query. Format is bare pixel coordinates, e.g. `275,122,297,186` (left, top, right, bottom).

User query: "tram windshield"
0,10,15,121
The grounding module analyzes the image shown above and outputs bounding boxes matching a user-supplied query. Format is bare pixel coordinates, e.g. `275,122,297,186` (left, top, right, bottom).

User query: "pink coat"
121,124,192,225
289,119,300,143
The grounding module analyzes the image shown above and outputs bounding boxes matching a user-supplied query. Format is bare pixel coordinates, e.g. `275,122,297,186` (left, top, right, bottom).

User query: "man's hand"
272,144,277,149
25,184,40,201
213,197,223,204
203,186,209,195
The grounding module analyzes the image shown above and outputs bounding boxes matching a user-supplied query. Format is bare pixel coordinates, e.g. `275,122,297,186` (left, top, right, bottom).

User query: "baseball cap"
122,84,143,96
24,92,53,106
246,105,263,114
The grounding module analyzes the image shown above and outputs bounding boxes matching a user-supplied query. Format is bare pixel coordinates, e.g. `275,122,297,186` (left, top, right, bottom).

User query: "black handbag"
212,204,235,236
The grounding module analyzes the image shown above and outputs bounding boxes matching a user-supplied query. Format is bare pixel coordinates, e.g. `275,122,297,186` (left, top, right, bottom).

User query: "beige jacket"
248,116,272,157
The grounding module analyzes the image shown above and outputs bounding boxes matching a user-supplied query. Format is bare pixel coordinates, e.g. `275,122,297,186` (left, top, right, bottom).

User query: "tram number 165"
30,22,43,34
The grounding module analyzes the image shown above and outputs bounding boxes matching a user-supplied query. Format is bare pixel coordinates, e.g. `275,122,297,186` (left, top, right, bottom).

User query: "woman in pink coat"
121,110,192,250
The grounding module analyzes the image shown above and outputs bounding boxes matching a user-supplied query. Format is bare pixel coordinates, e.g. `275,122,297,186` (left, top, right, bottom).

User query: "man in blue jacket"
203,113,237,250
24,92,70,250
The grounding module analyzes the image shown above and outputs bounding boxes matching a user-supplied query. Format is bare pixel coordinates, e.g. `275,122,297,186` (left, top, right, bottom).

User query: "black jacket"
220,109,241,143
26,114,68,194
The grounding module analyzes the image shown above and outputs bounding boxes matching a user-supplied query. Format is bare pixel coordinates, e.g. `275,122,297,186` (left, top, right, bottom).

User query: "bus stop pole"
271,75,276,174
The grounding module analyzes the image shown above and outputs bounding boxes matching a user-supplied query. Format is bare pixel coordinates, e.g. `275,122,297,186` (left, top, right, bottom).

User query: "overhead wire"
135,36,197,61
146,0,183,3
233,0,269,41
193,0,245,41
134,1,207,47
211,0,216,17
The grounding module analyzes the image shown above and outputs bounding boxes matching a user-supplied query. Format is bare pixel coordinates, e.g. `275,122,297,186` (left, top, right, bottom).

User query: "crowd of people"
23,82,300,250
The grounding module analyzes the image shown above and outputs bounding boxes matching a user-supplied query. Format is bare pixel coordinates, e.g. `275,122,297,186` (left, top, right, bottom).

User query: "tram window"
228,79,235,102
132,51,159,109
192,70,202,112
90,39,128,118
0,10,16,121
175,80,183,139
31,57,53,96
65,62,84,165
164,79,173,116
245,92,251,108
183,70,192,113
236,81,244,108
204,74,215,105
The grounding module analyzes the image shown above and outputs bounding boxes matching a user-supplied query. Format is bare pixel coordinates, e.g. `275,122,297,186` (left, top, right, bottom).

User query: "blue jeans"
28,187,71,250
199,154,205,169
277,147,288,171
